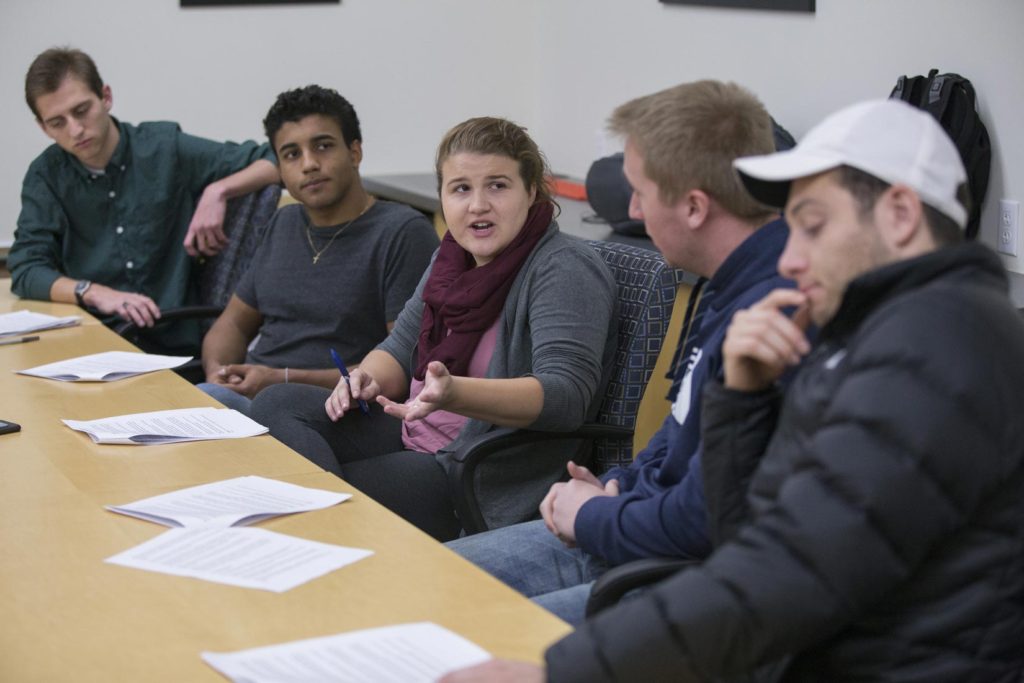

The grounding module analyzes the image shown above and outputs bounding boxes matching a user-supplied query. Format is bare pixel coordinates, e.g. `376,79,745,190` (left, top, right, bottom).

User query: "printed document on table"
106,526,372,592
106,475,352,528
202,622,491,683
0,310,81,336
62,407,267,444
18,350,192,382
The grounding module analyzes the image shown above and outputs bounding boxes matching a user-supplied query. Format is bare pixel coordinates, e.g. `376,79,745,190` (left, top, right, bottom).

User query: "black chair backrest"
586,240,687,470
197,183,282,308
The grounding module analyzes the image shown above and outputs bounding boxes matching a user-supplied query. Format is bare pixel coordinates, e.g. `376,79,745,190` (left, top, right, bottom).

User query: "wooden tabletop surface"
0,282,570,681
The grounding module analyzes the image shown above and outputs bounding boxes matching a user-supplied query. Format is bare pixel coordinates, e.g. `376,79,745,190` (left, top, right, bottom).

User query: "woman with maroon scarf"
252,117,618,541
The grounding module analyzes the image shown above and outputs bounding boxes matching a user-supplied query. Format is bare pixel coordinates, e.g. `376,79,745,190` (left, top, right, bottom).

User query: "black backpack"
889,69,991,239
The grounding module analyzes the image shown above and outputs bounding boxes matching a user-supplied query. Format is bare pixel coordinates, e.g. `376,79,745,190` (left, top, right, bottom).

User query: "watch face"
75,280,91,303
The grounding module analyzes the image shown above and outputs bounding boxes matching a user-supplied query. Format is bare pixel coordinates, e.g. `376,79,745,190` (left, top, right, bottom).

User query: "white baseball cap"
734,99,968,229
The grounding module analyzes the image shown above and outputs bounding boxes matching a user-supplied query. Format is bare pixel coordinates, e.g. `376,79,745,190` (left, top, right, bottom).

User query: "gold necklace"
305,199,373,264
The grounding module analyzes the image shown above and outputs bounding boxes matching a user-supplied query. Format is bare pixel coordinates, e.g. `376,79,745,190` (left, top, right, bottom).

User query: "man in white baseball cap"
731,98,971,330
441,99,1024,682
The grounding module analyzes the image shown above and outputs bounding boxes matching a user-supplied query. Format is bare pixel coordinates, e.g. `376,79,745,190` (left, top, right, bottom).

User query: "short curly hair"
263,85,361,150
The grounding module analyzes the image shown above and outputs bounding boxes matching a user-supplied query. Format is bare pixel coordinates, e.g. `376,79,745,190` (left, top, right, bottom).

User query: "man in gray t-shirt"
198,86,438,414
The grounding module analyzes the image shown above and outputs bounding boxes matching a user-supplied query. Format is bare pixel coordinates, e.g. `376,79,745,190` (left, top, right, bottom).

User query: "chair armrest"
113,305,224,337
113,306,224,385
585,557,698,618
447,423,634,536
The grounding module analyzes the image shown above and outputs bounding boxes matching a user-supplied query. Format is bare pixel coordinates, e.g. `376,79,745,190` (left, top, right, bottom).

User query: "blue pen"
330,348,370,415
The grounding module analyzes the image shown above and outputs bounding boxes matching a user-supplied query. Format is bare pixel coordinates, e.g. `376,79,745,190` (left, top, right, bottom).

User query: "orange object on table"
547,175,588,201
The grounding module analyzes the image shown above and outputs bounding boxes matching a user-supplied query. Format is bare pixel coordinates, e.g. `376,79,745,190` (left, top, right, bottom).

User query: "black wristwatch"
74,279,92,307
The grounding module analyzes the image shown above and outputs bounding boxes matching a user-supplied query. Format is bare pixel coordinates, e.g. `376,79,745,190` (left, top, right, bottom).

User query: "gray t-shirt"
234,199,438,369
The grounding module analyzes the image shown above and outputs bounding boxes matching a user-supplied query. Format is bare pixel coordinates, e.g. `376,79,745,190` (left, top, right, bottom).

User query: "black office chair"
116,183,281,382
585,557,696,617
447,240,687,535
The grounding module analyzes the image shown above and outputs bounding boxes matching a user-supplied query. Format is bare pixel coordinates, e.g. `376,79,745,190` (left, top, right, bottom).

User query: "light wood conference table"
0,283,571,681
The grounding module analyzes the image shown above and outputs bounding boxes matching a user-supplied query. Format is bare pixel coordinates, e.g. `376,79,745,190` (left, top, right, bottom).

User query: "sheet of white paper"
201,622,492,683
18,350,192,382
62,407,268,445
106,475,352,528
0,310,81,336
106,526,372,592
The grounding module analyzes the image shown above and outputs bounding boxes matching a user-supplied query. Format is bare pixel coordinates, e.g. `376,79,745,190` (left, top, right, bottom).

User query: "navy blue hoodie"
573,218,793,565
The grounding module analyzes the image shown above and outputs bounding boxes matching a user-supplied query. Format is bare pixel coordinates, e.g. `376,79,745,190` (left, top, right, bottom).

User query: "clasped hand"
210,364,277,399
541,461,619,548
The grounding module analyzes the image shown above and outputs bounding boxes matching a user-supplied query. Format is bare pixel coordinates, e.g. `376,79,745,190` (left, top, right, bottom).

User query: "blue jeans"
446,519,610,625
197,382,253,416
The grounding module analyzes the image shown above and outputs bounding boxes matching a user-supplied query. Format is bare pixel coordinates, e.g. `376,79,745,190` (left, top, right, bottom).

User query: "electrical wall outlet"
997,199,1020,256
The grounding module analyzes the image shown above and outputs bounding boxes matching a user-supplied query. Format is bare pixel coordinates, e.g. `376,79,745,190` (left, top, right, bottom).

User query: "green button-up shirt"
8,118,274,348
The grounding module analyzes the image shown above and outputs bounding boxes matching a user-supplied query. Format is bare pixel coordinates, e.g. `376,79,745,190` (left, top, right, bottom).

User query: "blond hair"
609,80,775,220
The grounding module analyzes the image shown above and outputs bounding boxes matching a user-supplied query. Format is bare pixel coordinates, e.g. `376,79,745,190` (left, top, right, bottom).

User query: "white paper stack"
0,310,81,336
106,475,352,528
63,407,268,445
19,350,191,382
104,476,371,591
106,526,372,592
201,622,491,682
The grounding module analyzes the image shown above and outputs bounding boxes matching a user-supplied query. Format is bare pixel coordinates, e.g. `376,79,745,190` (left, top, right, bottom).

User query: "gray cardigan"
377,223,618,528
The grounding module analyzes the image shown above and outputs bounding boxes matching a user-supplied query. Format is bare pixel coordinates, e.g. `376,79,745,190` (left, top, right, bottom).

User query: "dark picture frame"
182,0,338,6
660,0,814,12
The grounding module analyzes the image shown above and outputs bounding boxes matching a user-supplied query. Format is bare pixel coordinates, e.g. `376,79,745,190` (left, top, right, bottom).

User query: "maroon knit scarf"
414,201,554,380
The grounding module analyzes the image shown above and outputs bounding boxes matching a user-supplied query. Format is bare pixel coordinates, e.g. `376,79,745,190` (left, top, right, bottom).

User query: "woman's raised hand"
379,361,454,422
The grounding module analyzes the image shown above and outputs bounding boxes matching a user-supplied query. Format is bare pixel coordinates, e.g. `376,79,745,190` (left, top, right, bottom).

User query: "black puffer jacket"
546,243,1024,682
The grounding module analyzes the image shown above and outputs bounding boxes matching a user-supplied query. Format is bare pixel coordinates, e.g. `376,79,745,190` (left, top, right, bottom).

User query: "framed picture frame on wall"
181,0,338,6
659,0,814,12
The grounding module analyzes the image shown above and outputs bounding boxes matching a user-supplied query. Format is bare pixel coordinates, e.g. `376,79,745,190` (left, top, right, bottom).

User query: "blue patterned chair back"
197,183,281,308
586,240,687,470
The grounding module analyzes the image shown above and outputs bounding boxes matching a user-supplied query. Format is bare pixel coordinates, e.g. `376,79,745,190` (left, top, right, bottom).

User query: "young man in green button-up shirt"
7,47,279,351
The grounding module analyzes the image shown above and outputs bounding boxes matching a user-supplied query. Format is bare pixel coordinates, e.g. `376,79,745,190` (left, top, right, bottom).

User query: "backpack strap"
888,68,991,239
891,75,909,101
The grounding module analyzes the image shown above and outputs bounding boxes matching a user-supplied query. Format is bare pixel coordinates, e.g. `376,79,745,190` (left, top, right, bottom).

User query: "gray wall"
3,0,1023,297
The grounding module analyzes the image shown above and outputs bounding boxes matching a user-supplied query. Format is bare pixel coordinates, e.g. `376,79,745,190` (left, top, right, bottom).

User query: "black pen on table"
330,348,370,415
0,335,40,347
